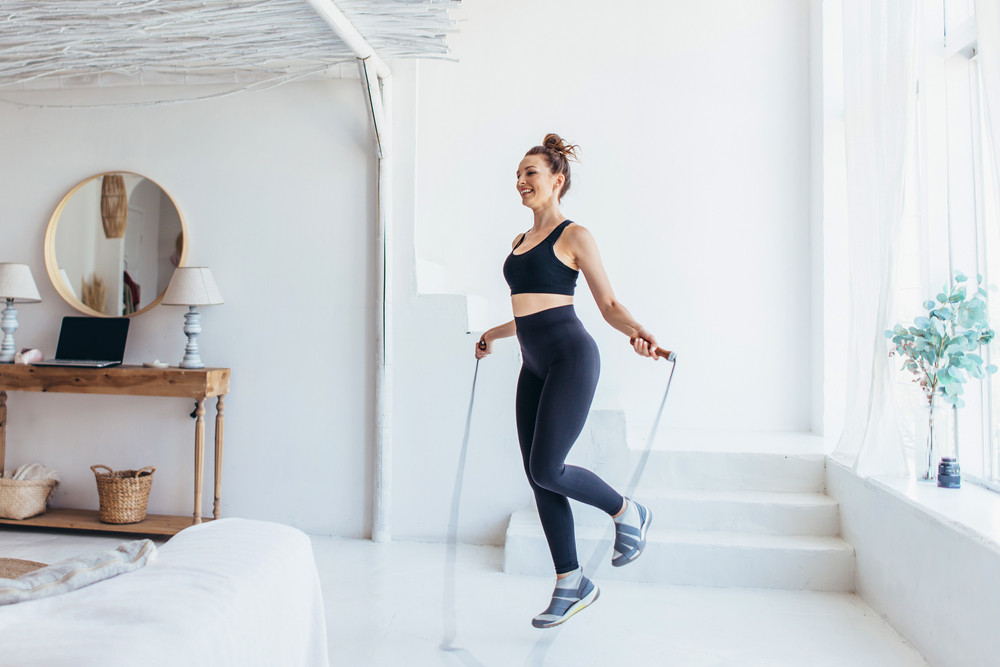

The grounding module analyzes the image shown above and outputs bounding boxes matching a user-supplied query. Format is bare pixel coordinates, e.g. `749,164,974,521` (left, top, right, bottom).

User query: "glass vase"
914,400,953,481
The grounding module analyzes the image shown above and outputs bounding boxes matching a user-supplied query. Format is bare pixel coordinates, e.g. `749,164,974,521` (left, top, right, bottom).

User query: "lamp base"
179,306,205,369
0,299,19,364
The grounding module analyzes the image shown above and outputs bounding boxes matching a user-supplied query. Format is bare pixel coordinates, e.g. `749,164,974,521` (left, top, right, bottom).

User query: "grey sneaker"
531,575,600,628
612,499,652,567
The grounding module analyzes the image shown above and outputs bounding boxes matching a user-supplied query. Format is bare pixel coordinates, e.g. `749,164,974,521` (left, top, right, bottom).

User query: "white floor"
0,529,929,667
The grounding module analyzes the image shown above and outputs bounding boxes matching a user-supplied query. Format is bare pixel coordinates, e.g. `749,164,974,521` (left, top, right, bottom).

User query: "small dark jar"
937,457,961,489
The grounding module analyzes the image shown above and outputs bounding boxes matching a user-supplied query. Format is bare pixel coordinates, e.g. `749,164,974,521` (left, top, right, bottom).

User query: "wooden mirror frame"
44,171,188,317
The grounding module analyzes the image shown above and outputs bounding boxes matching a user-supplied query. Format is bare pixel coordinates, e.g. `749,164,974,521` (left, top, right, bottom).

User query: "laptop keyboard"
51,359,116,366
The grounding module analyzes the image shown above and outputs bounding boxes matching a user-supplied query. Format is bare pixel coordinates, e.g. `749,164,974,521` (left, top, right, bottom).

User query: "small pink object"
15,348,43,364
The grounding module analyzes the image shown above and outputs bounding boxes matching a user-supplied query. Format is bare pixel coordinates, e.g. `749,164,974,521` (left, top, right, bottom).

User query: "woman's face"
516,154,563,209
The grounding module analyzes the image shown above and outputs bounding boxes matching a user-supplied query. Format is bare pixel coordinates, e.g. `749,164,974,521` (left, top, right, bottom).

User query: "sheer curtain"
977,0,1000,207
833,0,920,476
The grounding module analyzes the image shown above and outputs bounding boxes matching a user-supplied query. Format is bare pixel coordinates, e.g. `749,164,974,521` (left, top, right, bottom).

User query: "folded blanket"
0,539,156,605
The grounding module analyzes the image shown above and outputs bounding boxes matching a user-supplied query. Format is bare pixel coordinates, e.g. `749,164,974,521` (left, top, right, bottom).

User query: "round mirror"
44,172,187,317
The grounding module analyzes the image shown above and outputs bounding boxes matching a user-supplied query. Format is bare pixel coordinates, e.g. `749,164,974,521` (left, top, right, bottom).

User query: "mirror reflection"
45,172,186,317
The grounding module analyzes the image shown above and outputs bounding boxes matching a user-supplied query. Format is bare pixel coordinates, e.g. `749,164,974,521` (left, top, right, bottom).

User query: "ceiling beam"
303,0,391,79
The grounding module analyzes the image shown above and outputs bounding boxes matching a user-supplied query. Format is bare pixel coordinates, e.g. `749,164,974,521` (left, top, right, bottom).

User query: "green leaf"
922,300,936,310
955,272,968,282
989,364,999,374
937,292,948,303
914,316,932,329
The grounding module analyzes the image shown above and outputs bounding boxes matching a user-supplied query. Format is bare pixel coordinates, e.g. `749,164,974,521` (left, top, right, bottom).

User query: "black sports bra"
502,220,579,296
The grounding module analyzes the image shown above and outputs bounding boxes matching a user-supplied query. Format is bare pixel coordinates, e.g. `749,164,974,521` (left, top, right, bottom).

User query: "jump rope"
441,338,678,666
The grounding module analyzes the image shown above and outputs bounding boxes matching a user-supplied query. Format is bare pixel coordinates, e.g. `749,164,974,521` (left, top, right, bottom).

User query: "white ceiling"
0,0,458,90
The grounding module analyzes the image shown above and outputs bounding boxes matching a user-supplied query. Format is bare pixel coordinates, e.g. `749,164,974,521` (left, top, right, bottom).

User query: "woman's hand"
475,335,493,359
474,321,515,359
631,327,660,360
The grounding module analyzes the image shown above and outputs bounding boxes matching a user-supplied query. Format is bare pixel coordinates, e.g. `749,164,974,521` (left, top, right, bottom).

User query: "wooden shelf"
0,508,209,536
0,364,230,398
0,364,230,535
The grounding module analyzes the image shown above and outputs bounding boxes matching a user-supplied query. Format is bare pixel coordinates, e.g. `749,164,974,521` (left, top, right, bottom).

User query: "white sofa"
0,518,329,666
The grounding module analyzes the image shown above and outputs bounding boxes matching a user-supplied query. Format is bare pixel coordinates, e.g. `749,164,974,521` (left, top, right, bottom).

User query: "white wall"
0,79,376,537
413,0,813,446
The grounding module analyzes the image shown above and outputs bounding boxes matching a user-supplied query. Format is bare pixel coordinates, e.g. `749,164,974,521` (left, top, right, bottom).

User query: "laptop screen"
54,317,130,361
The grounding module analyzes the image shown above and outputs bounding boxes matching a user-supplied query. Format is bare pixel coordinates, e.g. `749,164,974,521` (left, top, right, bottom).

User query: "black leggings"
514,305,624,574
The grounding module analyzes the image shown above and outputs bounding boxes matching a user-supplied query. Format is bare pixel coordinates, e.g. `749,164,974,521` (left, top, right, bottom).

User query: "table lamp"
0,263,41,363
162,267,224,369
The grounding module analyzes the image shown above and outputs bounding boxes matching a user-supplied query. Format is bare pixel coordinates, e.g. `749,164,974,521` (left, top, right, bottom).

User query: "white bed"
0,518,329,667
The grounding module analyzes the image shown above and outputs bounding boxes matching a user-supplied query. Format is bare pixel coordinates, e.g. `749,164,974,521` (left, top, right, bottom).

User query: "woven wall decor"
100,174,128,239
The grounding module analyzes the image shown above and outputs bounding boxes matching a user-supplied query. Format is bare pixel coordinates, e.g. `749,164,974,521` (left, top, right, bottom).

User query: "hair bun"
542,133,579,161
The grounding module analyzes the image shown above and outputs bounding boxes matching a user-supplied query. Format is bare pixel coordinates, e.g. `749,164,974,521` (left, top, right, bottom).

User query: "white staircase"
502,411,855,592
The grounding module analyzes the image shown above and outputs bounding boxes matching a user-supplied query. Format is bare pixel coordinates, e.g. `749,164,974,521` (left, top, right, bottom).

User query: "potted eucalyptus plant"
886,272,997,480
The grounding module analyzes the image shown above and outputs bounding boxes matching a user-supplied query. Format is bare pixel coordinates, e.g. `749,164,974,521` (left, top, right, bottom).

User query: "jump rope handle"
629,337,677,361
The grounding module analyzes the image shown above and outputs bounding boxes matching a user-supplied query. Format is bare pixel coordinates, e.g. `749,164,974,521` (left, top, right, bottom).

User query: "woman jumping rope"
476,133,660,629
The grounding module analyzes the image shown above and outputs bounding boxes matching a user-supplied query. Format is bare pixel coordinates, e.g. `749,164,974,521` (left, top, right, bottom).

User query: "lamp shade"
162,267,223,306
0,263,41,302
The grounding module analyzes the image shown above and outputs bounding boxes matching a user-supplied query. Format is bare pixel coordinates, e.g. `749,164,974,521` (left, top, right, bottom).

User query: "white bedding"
0,518,329,667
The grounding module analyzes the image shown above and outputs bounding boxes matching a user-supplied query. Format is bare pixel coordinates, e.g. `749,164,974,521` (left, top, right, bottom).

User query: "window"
898,0,1000,486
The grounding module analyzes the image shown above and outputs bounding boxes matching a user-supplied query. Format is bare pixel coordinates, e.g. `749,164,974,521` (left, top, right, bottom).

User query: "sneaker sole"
532,586,600,629
612,506,652,567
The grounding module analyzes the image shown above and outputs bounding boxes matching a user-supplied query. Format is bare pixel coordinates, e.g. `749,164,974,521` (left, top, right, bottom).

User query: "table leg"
213,395,225,520
0,390,6,474
193,398,206,524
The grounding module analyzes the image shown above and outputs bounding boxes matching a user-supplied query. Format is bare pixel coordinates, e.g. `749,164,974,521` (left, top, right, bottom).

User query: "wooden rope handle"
629,337,677,361
90,464,113,476
135,466,156,478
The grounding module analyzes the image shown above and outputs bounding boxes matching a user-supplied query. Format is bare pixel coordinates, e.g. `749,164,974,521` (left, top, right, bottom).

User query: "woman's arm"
475,319,516,359
567,225,659,359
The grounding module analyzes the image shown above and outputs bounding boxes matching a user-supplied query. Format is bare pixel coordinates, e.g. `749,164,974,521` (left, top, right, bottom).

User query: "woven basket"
0,478,57,520
91,465,155,524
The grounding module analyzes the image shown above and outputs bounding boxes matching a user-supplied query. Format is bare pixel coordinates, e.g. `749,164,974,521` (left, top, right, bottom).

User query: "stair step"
576,416,828,493
563,490,839,536
631,451,828,493
503,510,854,591
571,448,828,494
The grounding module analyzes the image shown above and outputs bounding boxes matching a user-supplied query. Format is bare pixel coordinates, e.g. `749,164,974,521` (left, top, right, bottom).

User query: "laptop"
32,317,130,368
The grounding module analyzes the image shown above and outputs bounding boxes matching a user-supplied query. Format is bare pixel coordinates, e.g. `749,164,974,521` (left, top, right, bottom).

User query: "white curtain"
834,0,920,476
977,0,1000,211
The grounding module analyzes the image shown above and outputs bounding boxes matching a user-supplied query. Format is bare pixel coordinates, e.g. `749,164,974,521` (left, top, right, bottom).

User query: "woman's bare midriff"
511,293,574,318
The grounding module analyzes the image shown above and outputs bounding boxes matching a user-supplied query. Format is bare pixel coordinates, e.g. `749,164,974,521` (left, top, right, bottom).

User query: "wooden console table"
0,364,230,535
